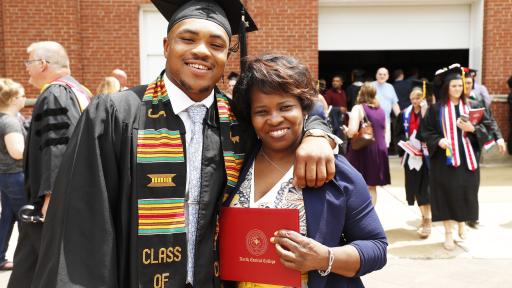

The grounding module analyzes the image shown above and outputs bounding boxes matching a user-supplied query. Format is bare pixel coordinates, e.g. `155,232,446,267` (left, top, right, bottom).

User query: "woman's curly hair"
233,54,317,124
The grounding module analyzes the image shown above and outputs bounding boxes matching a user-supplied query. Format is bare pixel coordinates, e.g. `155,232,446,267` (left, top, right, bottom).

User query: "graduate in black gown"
8,41,91,288
421,64,489,251
395,87,431,239
29,1,337,287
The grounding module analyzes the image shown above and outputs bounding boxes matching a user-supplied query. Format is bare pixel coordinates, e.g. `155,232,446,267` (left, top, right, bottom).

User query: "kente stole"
136,71,244,287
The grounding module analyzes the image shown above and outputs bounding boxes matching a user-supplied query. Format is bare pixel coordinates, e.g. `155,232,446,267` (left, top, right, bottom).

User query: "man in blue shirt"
372,67,400,147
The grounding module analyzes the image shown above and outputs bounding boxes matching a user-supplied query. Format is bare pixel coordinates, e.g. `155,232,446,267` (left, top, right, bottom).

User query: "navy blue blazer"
226,151,388,288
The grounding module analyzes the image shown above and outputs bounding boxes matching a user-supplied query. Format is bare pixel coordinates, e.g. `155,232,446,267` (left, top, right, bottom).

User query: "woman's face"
410,95,422,109
11,93,26,111
448,79,464,100
251,90,305,154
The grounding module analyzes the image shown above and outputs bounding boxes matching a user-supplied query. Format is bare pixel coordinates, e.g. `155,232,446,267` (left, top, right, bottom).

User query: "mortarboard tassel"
462,68,467,95
239,6,249,73
445,146,454,166
422,80,426,99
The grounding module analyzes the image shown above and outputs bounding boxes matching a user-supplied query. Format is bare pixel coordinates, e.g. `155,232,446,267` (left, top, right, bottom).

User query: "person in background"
8,41,91,287
325,74,348,139
468,69,492,109
344,82,391,205
96,76,121,95
463,72,506,229
508,76,512,155
230,54,387,288
111,68,129,91
0,78,27,271
372,67,400,148
464,71,506,155
393,68,413,110
309,80,329,120
225,71,239,99
346,69,365,111
318,78,327,96
394,88,431,238
421,64,489,251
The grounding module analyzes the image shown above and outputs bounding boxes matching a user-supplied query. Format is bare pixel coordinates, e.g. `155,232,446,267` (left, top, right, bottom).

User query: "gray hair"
27,41,70,70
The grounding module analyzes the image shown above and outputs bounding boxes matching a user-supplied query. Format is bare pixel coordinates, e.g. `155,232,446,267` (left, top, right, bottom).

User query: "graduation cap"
433,63,464,98
151,0,258,71
463,67,478,77
412,79,433,99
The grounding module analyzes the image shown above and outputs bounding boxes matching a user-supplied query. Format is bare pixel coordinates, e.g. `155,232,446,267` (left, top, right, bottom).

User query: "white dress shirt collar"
163,72,215,113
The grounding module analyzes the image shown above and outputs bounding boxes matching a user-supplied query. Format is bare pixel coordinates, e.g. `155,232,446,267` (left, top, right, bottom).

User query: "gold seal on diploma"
246,229,267,256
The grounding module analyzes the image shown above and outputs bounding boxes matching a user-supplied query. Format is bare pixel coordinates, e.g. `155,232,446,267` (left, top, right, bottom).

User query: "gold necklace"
260,149,292,174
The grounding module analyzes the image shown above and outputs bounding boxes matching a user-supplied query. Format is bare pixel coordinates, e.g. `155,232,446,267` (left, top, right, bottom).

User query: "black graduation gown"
8,77,83,288
31,86,330,287
420,102,488,222
394,110,429,206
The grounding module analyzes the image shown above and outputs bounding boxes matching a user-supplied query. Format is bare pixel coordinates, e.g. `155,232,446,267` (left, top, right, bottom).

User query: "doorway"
319,49,469,86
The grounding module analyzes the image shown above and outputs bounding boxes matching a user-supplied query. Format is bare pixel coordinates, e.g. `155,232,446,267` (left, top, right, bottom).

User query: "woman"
421,64,489,250
229,55,387,288
395,89,431,238
344,83,390,205
0,78,27,270
96,76,121,95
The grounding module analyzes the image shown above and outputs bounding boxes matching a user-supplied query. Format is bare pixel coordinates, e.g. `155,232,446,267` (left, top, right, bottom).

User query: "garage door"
319,4,471,51
139,5,167,84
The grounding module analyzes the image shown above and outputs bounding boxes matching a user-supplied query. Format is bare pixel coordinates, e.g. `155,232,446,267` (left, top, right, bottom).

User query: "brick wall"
223,0,319,88
79,0,149,94
483,0,512,140
0,0,509,139
1,0,83,100
0,0,5,77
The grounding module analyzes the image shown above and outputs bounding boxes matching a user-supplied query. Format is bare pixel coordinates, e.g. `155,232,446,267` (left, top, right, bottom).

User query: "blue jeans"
0,172,27,263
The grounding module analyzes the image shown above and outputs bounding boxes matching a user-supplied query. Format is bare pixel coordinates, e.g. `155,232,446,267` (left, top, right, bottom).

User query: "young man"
9,41,91,288
325,74,348,139
31,1,336,287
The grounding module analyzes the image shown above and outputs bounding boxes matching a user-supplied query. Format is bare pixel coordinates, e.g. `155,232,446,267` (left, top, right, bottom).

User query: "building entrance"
319,49,469,85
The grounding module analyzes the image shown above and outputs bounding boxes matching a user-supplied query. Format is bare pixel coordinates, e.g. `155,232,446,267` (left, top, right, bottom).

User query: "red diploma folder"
219,207,301,287
468,107,485,125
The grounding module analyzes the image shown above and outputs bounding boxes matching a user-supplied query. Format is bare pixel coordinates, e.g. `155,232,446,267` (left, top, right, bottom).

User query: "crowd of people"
0,0,511,287
316,64,509,250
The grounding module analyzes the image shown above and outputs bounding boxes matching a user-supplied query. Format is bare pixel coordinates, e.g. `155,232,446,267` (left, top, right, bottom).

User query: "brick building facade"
0,0,510,137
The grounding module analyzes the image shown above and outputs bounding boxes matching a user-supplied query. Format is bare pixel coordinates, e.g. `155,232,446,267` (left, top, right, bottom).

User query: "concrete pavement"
1,151,511,287
363,150,512,287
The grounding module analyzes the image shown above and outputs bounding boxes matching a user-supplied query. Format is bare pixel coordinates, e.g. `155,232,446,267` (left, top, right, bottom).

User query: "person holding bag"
344,82,390,205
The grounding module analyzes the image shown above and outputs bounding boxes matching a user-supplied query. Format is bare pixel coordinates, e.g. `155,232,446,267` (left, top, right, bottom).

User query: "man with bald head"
8,41,91,287
111,68,129,90
372,67,400,147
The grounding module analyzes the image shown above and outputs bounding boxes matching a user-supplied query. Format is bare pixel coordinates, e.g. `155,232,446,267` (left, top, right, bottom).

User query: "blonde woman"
0,78,27,270
96,76,121,95
344,82,390,205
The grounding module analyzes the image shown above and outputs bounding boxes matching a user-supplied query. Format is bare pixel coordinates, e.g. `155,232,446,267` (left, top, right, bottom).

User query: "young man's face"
332,77,343,90
164,18,230,101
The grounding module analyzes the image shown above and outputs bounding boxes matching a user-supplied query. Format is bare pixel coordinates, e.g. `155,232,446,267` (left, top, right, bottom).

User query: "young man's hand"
294,135,335,188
